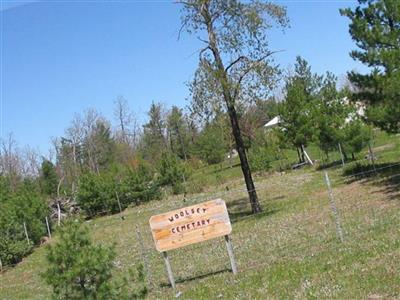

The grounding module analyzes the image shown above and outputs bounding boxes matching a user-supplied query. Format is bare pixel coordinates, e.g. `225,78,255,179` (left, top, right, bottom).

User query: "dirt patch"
373,143,395,152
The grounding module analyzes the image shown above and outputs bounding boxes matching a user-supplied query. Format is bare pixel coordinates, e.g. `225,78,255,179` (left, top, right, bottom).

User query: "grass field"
1,133,399,299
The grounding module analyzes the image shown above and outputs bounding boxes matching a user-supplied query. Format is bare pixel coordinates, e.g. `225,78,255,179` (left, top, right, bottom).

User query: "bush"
121,162,161,204
77,162,161,217
42,220,147,300
194,123,229,165
186,176,207,194
77,172,117,218
342,120,371,158
248,147,272,172
157,152,187,195
0,177,48,265
39,159,59,197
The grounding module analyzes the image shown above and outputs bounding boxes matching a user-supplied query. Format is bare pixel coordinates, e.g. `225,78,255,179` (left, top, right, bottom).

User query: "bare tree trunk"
202,4,261,213
227,104,261,213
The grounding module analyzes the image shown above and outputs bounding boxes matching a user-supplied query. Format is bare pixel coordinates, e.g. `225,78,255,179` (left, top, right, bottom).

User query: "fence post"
368,142,377,174
115,191,123,215
224,235,238,274
162,251,176,289
57,201,61,226
135,225,151,287
338,143,345,167
45,216,52,239
324,171,344,242
23,222,30,245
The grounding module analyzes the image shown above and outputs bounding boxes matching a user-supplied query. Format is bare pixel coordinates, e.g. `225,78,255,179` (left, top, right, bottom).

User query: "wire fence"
2,159,399,297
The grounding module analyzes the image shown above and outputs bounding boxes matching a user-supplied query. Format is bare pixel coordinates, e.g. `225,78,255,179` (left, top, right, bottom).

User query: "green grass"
1,132,399,299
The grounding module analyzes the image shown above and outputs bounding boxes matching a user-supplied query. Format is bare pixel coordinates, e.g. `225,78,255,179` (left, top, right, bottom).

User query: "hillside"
1,137,400,299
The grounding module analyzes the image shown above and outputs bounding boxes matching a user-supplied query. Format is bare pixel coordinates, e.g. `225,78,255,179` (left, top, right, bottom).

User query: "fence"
1,158,399,298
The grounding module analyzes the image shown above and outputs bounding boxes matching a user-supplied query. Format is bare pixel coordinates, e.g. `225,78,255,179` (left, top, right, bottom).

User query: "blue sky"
1,0,366,155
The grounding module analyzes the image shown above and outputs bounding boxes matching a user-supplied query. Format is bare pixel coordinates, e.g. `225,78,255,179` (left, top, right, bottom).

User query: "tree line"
1,0,399,271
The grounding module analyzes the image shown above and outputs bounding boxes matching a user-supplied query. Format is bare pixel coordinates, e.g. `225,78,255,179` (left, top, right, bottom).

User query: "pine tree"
279,57,320,162
341,0,400,133
313,73,350,157
167,106,190,160
39,159,59,197
43,220,147,299
142,102,166,162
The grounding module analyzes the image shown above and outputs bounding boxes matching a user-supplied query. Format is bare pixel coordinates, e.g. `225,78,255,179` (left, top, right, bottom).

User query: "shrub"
0,177,48,265
77,162,161,217
157,152,187,195
248,146,272,172
77,172,116,218
121,162,161,204
186,176,207,194
42,220,147,299
342,120,371,158
39,159,59,197
194,123,229,165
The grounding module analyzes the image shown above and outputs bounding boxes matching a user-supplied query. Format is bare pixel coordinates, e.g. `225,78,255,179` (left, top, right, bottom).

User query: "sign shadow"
159,268,231,287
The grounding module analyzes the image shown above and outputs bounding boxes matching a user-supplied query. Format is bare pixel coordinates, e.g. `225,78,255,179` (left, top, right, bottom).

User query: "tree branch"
175,0,196,7
225,56,247,73
226,50,284,73
177,18,189,41
231,50,285,100
199,45,212,60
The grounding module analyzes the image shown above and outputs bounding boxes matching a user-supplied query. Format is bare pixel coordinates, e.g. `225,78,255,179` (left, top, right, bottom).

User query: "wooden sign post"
149,199,236,288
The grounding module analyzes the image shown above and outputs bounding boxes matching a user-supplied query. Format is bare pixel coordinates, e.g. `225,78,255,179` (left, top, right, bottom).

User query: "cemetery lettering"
149,199,232,252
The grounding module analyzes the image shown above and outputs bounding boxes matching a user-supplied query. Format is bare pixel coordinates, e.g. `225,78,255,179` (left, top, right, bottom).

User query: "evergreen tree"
88,120,116,172
313,73,349,157
157,152,186,194
195,120,229,165
166,106,190,160
43,220,147,300
0,177,48,265
341,0,400,133
342,119,372,159
279,57,320,162
142,102,166,162
39,159,59,197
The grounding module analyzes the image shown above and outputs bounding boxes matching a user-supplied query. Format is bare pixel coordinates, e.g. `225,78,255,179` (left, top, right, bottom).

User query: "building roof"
263,116,281,128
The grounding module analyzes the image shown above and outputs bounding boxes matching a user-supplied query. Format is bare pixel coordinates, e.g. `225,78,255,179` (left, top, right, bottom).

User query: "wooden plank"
149,199,232,252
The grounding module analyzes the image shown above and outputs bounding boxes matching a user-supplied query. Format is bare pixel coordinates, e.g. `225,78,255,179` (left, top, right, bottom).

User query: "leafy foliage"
77,162,160,217
341,0,400,133
279,57,320,150
167,106,191,160
194,121,229,165
141,102,167,161
39,159,59,197
42,220,147,300
279,57,370,162
157,152,187,195
248,146,272,172
342,120,372,158
313,73,350,154
121,161,161,204
180,0,289,214
76,172,117,217
0,177,48,265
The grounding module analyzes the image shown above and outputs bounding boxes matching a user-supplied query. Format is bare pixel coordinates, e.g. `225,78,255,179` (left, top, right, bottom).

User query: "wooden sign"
149,199,232,252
